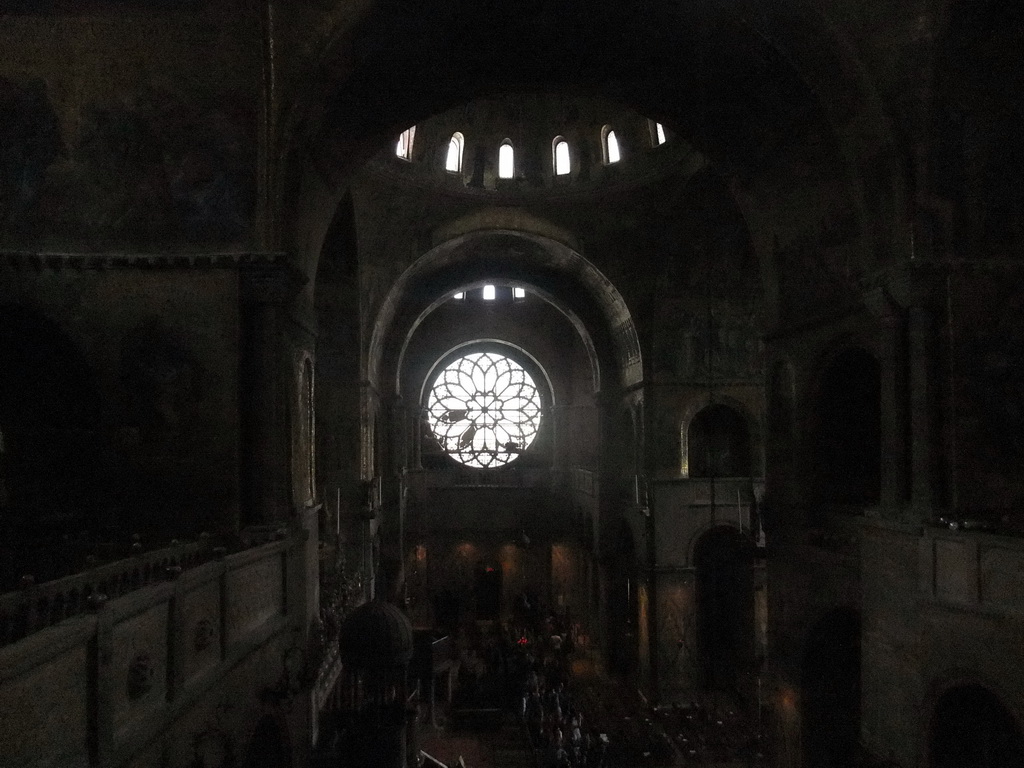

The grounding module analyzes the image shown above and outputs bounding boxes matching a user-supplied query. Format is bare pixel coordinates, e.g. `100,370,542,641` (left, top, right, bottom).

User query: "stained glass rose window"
426,351,542,468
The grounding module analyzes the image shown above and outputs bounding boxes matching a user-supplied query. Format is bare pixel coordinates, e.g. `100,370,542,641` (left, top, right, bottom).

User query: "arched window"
602,126,620,164
553,137,571,176
425,350,543,468
649,119,667,146
445,131,464,173
395,126,416,160
930,685,1024,768
687,404,751,478
498,140,515,179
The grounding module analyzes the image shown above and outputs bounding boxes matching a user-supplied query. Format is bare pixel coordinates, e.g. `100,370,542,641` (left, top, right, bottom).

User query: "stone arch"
687,404,753,480
0,304,104,583
925,678,1024,768
679,394,763,478
370,229,641,395
277,0,906,315
313,191,363,500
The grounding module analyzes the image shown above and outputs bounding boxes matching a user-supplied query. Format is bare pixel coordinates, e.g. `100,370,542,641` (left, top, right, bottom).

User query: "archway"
688,404,753,479
929,684,1024,768
801,608,861,768
0,306,104,589
693,526,755,693
374,229,639,397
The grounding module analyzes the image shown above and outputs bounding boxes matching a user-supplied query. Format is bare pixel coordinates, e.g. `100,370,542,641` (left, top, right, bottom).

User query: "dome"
339,600,414,668
366,93,698,199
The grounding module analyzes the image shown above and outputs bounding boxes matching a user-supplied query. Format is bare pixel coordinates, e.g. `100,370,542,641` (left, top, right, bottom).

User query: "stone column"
909,305,935,512
390,397,408,474
240,260,305,526
881,312,908,511
865,289,908,513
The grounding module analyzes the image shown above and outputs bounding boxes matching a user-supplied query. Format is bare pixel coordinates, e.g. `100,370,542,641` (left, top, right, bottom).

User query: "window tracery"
426,351,542,468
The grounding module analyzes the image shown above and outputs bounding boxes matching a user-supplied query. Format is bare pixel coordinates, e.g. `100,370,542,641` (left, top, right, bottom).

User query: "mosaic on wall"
0,75,254,250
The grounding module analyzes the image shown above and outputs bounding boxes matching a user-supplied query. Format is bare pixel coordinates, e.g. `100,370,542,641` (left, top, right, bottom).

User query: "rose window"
426,351,542,468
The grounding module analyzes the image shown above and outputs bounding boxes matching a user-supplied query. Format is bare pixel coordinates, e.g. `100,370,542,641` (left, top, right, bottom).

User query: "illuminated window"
498,141,514,179
553,137,570,176
513,286,526,300
650,120,667,146
602,126,620,164
426,351,543,468
396,126,416,160
482,284,496,301
453,291,465,300
446,131,464,173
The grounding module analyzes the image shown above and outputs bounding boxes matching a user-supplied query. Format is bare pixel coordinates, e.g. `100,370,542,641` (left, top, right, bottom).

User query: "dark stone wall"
0,264,241,547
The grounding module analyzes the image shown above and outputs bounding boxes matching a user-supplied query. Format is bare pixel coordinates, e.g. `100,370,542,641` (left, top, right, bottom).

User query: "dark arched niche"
0,306,104,588
811,348,881,507
929,684,1024,768
688,404,752,479
314,193,363,517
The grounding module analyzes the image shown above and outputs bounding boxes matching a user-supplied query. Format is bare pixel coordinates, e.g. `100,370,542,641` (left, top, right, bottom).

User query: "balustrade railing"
0,536,216,647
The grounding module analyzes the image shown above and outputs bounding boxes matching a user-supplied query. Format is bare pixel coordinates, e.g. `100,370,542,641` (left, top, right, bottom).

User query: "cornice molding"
0,251,288,272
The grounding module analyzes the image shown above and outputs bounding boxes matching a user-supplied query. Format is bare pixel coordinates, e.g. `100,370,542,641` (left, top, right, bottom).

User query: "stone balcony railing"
0,537,219,649
920,523,1024,614
0,526,310,767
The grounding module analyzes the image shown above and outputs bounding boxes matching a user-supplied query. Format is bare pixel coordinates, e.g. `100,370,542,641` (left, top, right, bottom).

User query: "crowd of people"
448,604,665,767
441,598,770,768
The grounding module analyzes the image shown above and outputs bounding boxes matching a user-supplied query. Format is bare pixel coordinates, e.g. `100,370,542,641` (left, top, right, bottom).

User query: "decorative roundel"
426,351,542,468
